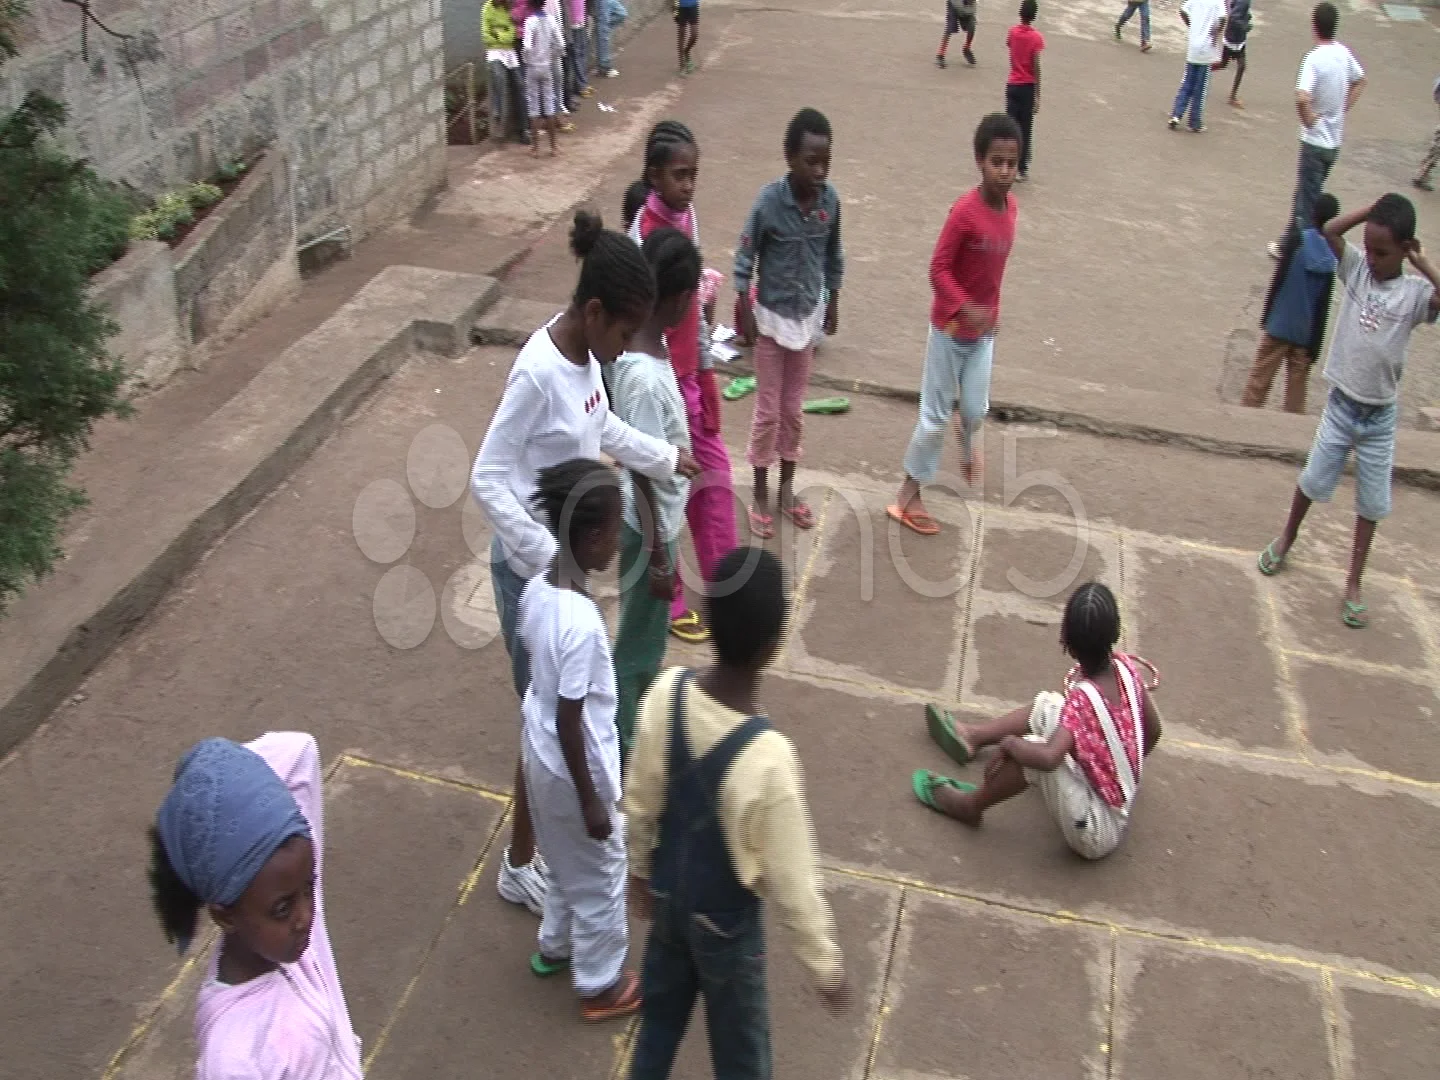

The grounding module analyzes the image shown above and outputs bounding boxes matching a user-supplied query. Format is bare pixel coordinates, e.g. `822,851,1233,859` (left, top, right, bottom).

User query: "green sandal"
530,952,570,977
925,704,974,767
722,375,757,400
801,396,851,414
1257,540,1288,576
912,769,976,813
1342,599,1369,630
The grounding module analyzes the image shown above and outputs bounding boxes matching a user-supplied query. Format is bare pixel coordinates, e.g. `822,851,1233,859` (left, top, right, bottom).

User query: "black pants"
1005,82,1037,176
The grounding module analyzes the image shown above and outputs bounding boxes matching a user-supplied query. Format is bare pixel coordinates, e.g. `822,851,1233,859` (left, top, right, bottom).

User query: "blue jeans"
568,26,590,90
1298,387,1397,522
1286,141,1338,241
629,898,770,1080
591,0,614,70
902,327,994,483
1172,62,1209,131
1116,1,1150,41
489,536,531,697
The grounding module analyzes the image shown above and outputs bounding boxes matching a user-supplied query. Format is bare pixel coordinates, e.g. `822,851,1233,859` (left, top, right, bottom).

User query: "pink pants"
672,372,737,619
745,335,814,470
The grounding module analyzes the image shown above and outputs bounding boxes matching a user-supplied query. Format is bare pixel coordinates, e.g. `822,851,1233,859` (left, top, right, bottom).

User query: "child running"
890,113,1021,536
611,227,701,758
1211,0,1251,109
1258,194,1440,628
149,732,363,1078
471,210,699,917
625,548,850,1079
1241,192,1339,413
523,0,566,155
914,582,1163,860
735,107,845,539
1004,0,1044,182
521,458,641,1020
1168,0,1226,133
625,121,738,645
938,0,979,68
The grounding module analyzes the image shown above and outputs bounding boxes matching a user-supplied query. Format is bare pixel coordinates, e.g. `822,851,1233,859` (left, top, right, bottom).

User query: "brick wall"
1,0,447,244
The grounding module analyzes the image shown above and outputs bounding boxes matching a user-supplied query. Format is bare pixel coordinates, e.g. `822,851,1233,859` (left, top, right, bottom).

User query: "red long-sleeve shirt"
929,187,1018,339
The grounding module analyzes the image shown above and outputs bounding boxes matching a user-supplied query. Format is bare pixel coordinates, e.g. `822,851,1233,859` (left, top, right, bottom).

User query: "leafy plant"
128,182,224,241
188,180,222,207
216,159,248,182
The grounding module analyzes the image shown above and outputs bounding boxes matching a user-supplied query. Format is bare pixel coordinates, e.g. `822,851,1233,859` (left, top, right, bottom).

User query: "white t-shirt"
519,576,621,805
1296,41,1364,150
1182,0,1226,65
1324,242,1436,406
610,349,691,543
523,11,564,69
470,320,678,581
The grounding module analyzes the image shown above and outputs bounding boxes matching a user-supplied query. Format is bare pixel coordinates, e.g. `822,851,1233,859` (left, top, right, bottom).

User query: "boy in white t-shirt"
1168,0,1226,133
520,458,643,1022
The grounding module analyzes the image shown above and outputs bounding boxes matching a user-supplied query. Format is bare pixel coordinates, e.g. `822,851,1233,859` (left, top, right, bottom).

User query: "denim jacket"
733,177,844,322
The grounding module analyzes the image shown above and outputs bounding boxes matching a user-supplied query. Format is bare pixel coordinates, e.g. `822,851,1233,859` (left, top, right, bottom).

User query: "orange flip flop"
886,504,940,536
581,970,642,1022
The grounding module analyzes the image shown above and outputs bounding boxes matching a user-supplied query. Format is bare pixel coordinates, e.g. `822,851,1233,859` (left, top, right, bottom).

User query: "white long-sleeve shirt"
471,321,679,580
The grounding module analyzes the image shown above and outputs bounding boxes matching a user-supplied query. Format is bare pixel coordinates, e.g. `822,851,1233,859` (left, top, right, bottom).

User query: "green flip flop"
530,952,570,977
911,769,977,813
1257,540,1288,577
925,703,974,767
802,396,851,414
722,375,757,400
1342,599,1369,630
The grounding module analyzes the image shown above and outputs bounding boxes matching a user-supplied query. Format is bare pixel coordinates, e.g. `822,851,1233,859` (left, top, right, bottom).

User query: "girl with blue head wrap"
149,732,362,1079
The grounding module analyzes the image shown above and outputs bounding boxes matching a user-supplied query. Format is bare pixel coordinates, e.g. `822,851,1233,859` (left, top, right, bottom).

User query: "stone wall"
2,0,447,245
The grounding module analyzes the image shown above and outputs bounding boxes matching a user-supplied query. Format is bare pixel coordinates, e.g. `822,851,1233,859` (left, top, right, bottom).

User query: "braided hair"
569,210,656,323
641,227,701,304
530,458,621,557
622,120,699,230
1061,581,1121,677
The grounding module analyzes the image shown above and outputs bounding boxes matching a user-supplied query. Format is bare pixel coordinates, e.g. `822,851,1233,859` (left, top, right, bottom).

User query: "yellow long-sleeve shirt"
624,666,845,991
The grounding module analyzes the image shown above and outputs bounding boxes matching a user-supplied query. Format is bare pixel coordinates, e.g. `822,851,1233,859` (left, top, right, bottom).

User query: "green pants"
615,523,677,760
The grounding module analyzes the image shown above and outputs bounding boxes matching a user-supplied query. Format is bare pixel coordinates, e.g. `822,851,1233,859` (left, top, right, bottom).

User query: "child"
624,548,850,1079
938,0,978,68
674,0,699,75
890,113,1021,536
611,227,701,757
1113,0,1152,52
1168,0,1226,133
735,107,844,539
625,121,738,645
1242,192,1340,413
484,0,529,144
149,732,363,1077
523,0,566,154
471,211,699,915
1412,75,1440,193
1211,0,1251,109
565,0,592,102
1005,0,1044,182
1258,194,1440,628
520,458,641,1020
914,582,1163,860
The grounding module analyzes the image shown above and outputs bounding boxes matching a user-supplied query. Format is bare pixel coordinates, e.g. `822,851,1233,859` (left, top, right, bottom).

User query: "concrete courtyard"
2,0,1440,1078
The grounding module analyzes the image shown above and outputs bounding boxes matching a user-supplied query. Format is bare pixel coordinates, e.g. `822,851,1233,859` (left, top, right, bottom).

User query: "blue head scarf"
156,738,311,915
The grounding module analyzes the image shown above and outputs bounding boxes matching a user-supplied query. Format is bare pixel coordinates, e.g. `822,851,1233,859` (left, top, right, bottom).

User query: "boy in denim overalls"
624,548,849,1078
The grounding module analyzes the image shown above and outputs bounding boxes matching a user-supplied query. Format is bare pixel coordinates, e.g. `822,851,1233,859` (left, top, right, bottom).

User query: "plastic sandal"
886,504,940,536
669,611,709,643
530,952,570,977
925,704,974,766
911,769,977,813
1257,540,1288,576
723,375,757,400
802,396,850,414
1342,599,1369,630
748,506,774,540
781,501,815,530
581,970,642,1022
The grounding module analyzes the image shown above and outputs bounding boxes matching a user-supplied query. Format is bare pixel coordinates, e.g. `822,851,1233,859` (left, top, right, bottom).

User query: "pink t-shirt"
1059,655,1148,809
194,733,362,1080
1006,24,1045,85
929,186,1018,338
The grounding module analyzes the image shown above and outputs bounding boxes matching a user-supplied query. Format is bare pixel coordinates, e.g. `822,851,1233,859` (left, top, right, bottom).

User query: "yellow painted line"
339,753,514,805
1168,737,1440,794
862,887,908,1080
1259,584,1313,759
1104,927,1119,1080
1320,969,1354,1080
607,1016,641,1080
953,502,985,705
777,486,833,667
1280,647,1438,685
825,863,1440,1001
101,934,217,1080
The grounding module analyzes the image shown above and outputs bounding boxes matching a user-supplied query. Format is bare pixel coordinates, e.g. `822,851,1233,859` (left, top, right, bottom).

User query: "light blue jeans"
1298,387,1397,522
902,327,995,483
1116,1,1150,42
590,0,614,71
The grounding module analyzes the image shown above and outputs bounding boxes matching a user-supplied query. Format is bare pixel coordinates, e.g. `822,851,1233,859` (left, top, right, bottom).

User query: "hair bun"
570,210,605,259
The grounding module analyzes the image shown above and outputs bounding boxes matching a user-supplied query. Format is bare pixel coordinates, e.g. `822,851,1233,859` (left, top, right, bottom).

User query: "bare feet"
1229,96,1245,109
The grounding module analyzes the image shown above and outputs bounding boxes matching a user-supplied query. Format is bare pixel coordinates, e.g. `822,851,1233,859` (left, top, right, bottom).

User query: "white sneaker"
601,67,620,78
1267,241,1283,260
497,847,549,915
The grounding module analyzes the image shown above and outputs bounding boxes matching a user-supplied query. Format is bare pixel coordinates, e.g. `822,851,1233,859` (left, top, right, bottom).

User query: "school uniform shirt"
624,667,845,991
1006,23,1044,85
1181,0,1225,66
519,576,622,805
1323,241,1436,407
929,186,1018,340
1296,40,1364,150
470,320,679,581
610,349,692,544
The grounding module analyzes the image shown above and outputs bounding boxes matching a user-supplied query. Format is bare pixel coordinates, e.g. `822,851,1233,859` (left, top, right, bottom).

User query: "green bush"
188,181,223,208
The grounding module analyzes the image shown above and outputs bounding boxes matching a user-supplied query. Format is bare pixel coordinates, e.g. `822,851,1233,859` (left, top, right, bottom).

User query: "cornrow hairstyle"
1061,581,1121,677
708,547,787,668
974,112,1023,159
148,825,202,950
530,458,621,556
784,107,832,158
569,209,657,322
623,121,698,230
1368,192,1417,246
641,226,702,303
622,182,647,232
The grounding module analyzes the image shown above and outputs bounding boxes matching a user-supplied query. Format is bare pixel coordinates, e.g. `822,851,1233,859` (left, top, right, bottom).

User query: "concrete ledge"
0,266,501,756
470,296,561,347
